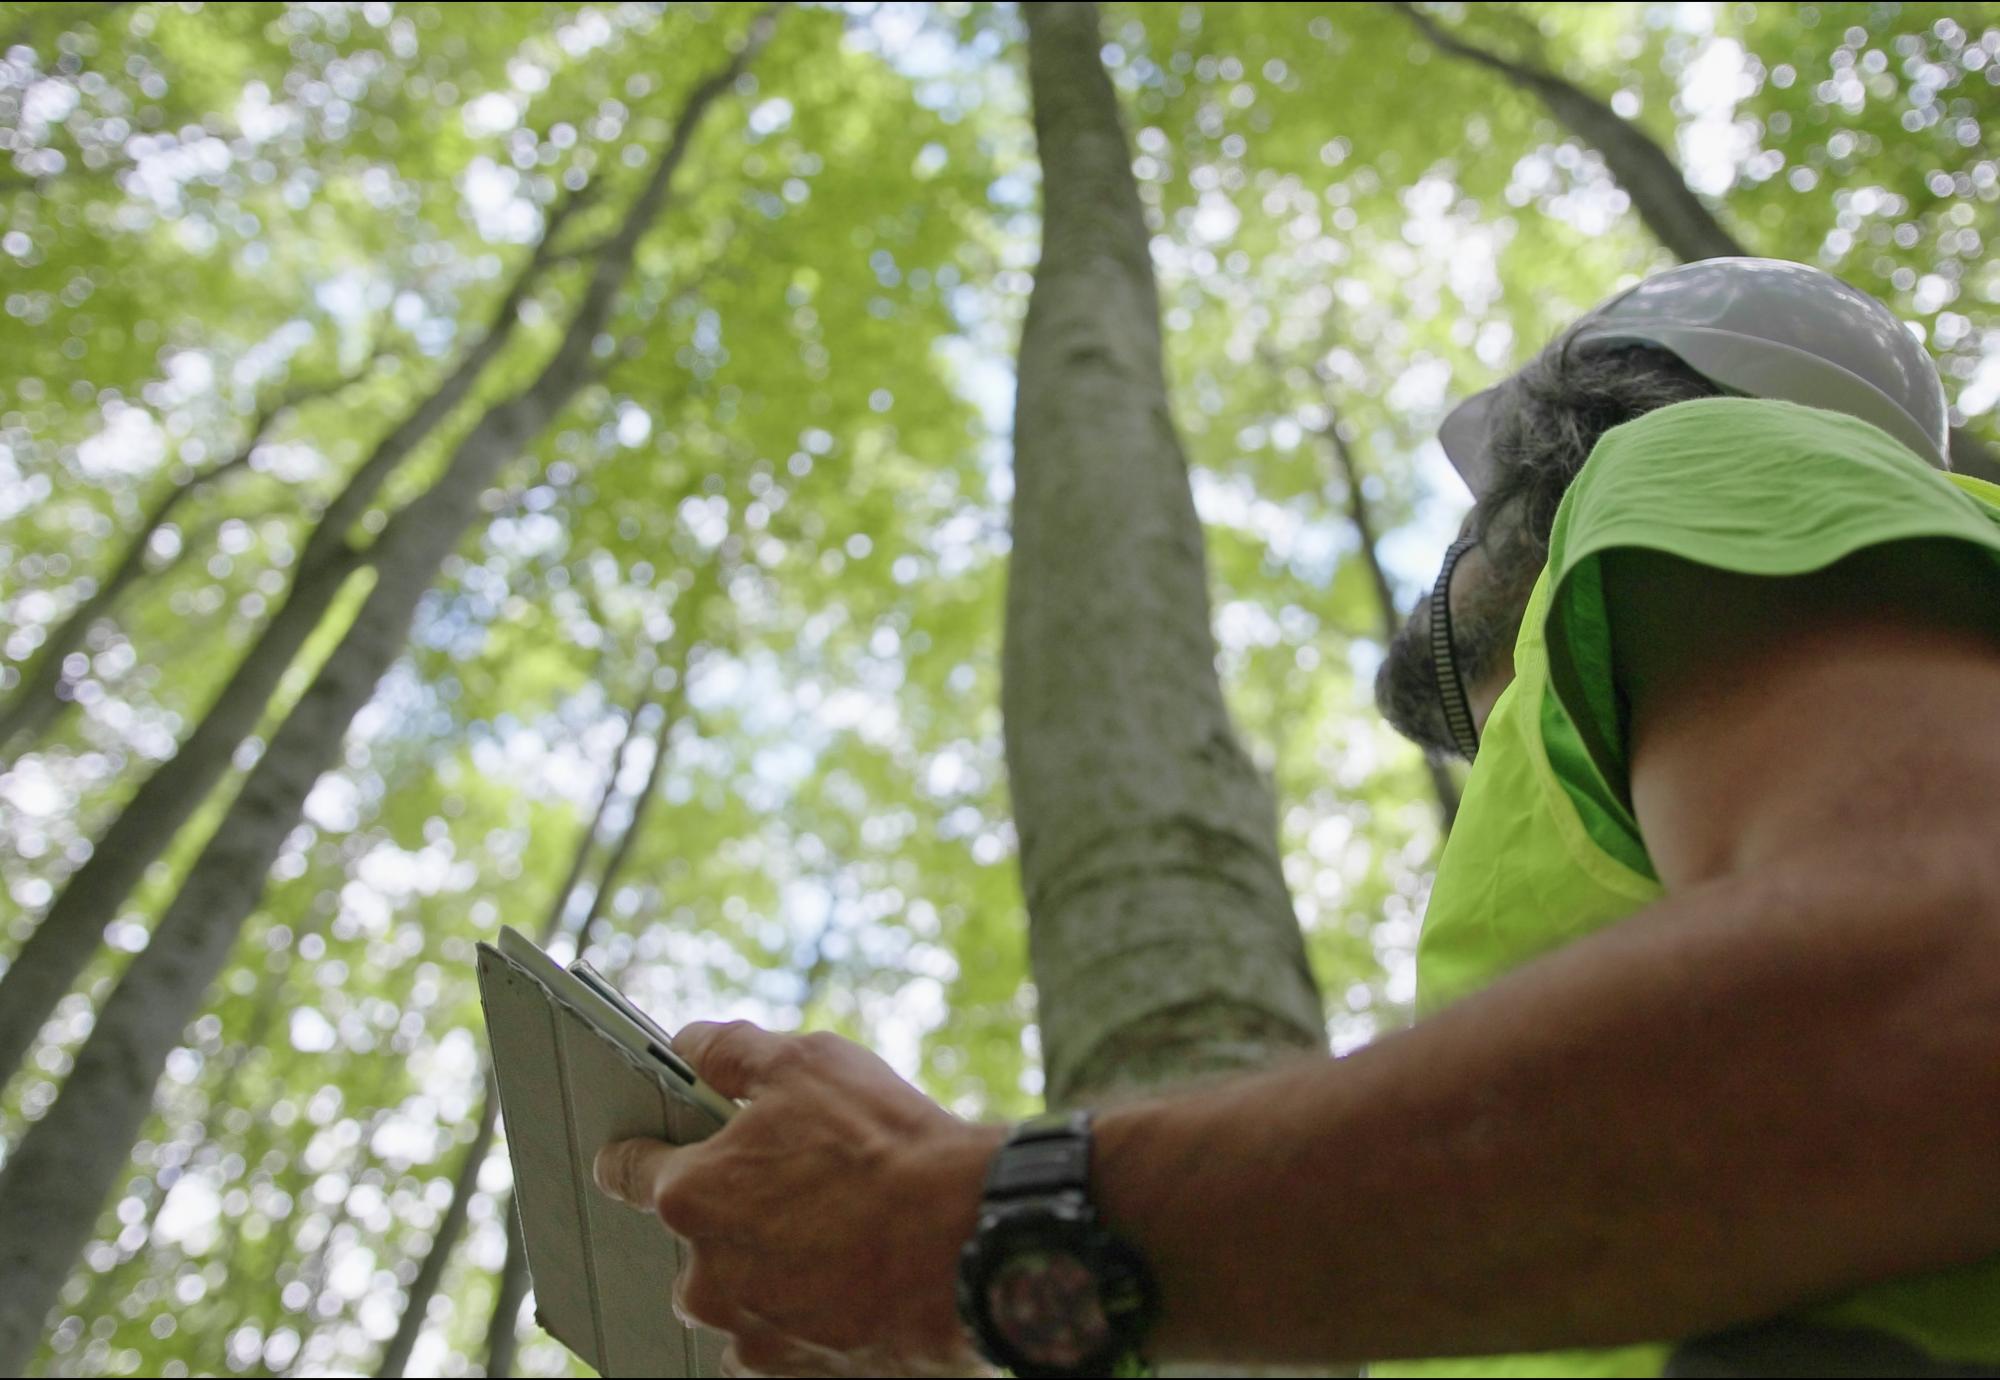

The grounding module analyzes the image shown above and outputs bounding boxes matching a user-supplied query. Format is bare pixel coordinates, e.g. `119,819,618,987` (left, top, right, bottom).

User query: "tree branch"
0,354,384,761
1388,0,2000,485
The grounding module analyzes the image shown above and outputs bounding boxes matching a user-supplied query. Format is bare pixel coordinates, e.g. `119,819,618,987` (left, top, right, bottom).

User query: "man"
593,259,2000,1377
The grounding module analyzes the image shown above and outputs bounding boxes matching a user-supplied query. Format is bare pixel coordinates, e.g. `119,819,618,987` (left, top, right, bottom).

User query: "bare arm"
1100,549,2000,1363
595,549,2000,1372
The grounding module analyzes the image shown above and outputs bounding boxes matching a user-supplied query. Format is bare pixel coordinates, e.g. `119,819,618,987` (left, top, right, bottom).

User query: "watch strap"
982,1110,1092,1201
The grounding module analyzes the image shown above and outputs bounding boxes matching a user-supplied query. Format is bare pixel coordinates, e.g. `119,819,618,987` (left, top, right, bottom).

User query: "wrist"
905,1121,1007,1354
1095,1092,1241,1362
957,1110,1160,1377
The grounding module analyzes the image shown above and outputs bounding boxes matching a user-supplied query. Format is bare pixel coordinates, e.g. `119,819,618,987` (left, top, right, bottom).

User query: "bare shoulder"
1600,541,2000,892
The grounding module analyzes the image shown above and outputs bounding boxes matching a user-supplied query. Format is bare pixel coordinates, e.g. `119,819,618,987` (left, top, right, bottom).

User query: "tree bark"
0,191,590,1093
387,682,653,1377
1009,2,1324,1110
1313,391,1460,831
574,685,684,948
1388,1,2000,486
0,13,780,1366
481,1195,533,1378
0,366,373,760
480,668,688,1374
63,963,290,1333
372,1087,502,1379
0,543,364,1091
537,681,657,951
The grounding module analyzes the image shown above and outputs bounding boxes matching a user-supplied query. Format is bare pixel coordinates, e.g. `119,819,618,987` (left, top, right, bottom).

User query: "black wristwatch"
955,1110,1158,1378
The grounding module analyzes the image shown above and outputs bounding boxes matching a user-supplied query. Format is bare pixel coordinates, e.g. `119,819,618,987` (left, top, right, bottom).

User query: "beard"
1374,569,1529,761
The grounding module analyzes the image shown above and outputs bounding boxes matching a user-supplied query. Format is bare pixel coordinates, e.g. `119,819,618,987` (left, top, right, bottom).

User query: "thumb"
593,1137,680,1213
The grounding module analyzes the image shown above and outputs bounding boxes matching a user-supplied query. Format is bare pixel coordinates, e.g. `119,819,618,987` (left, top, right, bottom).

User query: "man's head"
1375,339,1720,758
1377,256,1953,761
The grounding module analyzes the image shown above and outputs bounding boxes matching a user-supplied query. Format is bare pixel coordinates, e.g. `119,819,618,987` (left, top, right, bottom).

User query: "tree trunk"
386,682,653,1376
0,365,371,759
1388,0,2000,486
0,13,779,1366
574,683,684,949
0,545,363,1090
479,669,690,1374
482,1198,533,1378
372,1087,502,1379
0,189,589,1093
537,681,657,951
1314,394,1460,831
63,964,290,1333
1009,1,1324,1111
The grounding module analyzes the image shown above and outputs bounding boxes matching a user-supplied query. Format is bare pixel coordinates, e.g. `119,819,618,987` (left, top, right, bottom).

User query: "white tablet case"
476,940,730,1377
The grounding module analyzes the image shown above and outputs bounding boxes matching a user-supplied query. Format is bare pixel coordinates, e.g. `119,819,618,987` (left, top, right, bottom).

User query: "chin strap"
1431,534,1482,762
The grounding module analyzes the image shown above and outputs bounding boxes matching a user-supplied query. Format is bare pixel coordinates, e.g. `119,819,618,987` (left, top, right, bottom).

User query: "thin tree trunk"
1312,380,1460,831
0,366,373,760
1009,1,1324,1110
480,666,689,1375
1388,0,2000,486
0,191,593,1093
482,1196,533,1378
0,14,779,1366
293,183,595,578
372,1087,502,1379
573,684,684,949
64,966,290,1333
387,682,653,1377
0,546,363,1090
538,682,657,951
274,1119,386,1379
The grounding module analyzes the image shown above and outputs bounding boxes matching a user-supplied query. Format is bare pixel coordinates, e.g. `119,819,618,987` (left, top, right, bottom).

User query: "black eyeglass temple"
1431,534,1482,762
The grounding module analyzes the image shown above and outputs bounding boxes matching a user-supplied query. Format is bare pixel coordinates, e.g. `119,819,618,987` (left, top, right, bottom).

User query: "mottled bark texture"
0,187,593,1094
1390,1,2000,486
0,13,779,1366
1009,2,1324,1111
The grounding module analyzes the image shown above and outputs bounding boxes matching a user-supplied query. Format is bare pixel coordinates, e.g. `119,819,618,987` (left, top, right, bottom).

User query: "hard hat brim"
1571,321,1951,471
1437,324,1951,500
1439,385,1501,497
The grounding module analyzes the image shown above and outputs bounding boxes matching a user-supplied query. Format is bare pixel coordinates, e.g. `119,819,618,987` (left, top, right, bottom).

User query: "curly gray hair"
1374,338,1722,760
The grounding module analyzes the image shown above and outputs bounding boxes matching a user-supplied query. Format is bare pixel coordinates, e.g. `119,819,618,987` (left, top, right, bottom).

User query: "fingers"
717,1316,857,1378
672,1020,795,1099
593,1137,682,1214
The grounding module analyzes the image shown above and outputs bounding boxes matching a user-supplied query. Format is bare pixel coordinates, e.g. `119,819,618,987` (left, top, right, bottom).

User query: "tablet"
476,926,734,1376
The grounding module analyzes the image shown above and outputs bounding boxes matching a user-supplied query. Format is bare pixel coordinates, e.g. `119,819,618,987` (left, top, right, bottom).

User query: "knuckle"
734,1333,788,1374
704,1021,761,1080
653,1175,704,1232
677,1266,735,1330
797,1029,846,1059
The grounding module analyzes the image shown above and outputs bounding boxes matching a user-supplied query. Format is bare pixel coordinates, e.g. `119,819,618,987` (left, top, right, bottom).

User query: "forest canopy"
3,1,1998,1375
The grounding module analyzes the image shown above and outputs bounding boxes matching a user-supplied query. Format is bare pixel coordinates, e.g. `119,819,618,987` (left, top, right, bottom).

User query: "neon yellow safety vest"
1383,397,2000,1377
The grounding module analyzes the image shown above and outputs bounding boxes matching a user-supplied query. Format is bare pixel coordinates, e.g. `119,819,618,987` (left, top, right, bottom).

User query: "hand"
594,1021,1006,1377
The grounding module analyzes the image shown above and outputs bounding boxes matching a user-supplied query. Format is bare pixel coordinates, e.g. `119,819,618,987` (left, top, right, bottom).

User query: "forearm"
1093,847,2000,1364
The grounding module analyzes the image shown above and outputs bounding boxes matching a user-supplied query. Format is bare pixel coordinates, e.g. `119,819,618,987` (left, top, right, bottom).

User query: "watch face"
984,1246,1113,1370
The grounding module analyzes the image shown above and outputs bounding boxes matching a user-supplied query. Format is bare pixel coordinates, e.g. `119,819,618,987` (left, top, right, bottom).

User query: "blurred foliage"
1,1,1997,1374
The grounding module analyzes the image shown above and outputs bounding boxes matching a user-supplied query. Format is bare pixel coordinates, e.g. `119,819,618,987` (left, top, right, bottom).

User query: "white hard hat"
1439,257,1952,495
